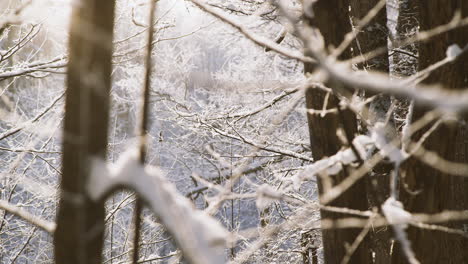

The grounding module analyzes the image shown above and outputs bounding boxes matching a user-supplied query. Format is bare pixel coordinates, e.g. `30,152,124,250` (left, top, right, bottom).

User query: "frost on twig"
88,149,228,264
0,200,56,234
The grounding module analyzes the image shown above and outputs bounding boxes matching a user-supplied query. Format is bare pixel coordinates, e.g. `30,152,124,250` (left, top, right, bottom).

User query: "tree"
303,1,372,263
349,1,393,262
394,1,468,263
54,0,115,263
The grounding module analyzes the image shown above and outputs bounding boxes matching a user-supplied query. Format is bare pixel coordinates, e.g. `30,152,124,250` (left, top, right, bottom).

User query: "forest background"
0,0,467,263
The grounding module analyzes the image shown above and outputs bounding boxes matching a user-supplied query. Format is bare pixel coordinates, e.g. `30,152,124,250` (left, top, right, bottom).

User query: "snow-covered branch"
189,0,312,63
0,58,67,79
88,149,228,264
290,135,375,189
321,57,468,113
191,0,468,113
210,87,300,120
382,197,420,264
0,200,56,234
0,91,65,141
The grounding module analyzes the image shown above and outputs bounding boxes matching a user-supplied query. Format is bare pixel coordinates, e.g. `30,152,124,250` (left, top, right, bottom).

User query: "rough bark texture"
392,0,419,77
391,0,418,136
394,1,468,263
349,1,393,263
54,0,115,263
304,1,372,263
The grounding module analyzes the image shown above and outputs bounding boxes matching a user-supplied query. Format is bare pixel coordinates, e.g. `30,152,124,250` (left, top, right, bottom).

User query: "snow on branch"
212,87,300,120
0,199,56,234
88,149,228,264
0,91,65,141
0,58,67,79
189,0,313,64
371,122,407,163
193,0,468,113
290,135,374,189
322,55,468,113
382,197,412,229
382,197,420,264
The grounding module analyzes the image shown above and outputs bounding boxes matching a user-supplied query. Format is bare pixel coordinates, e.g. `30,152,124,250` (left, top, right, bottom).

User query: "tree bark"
303,1,372,263
349,1,393,263
54,0,115,263
394,1,468,263
392,0,419,77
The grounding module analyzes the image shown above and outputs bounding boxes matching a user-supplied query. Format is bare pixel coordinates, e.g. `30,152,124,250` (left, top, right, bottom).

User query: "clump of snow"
88,148,228,264
290,135,375,190
382,197,420,263
338,148,358,164
371,122,408,163
325,161,343,175
87,149,143,201
446,44,462,60
352,135,374,158
381,197,412,228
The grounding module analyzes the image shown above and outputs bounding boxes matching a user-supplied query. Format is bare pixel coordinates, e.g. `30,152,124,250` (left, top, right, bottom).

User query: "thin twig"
132,0,158,263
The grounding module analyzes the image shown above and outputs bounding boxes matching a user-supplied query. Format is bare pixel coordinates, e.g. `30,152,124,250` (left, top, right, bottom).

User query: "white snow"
290,135,375,190
382,197,420,263
325,161,343,175
352,135,374,158
446,44,463,60
88,148,228,264
371,122,408,163
381,197,412,228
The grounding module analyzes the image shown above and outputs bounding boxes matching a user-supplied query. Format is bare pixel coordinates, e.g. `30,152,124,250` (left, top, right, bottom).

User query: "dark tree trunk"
391,0,419,141
392,0,419,77
394,1,468,263
303,1,372,263
349,1,393,263
54,0,115,263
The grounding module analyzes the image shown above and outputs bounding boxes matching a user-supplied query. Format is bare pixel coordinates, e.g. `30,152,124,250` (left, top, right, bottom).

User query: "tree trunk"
392,0,419,77
391,0,419,145
54,0,115,263
394,1,468,263
349,1,393,263
303,1,372,263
